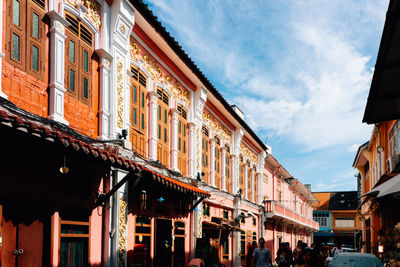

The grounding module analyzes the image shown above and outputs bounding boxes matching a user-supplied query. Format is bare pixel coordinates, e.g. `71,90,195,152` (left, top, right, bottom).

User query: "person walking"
252,238,272,267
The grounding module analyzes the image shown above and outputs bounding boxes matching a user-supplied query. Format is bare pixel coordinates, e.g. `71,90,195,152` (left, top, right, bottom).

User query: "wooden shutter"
177,105,187,176
130,68,147,157
202,126,209,184
6,0,26,69
157,89,169,167
26,0,45,79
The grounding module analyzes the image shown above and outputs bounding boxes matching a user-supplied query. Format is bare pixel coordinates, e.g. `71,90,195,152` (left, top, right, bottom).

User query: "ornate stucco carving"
63,0,101,31
129,38,191,107
240,142,258,163
202,110,232,143
116,58,124,128
118,196,127,267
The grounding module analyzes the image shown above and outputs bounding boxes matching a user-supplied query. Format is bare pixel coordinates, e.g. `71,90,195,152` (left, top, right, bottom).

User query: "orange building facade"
0,0,318,266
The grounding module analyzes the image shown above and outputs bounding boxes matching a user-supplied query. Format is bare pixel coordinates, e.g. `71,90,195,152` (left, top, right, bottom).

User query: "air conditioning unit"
387,155,400,173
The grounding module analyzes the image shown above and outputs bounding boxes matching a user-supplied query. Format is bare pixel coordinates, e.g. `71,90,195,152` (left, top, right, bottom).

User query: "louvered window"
65,12,94,104
130,66,147,157
177,105,188,176
202,126,210,184
157,88,170,167
6,0,46,79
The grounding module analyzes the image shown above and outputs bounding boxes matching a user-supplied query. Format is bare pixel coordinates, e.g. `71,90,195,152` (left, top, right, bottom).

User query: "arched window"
177,105,187,176
225,144,231,193
6,0,46,79
65,12,94,104
214,136,221,188
202,126,209,184
130,67,147,157
157,89,170,167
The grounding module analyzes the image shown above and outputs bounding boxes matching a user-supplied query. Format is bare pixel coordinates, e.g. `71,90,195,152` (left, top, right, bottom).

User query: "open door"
155,218,172,267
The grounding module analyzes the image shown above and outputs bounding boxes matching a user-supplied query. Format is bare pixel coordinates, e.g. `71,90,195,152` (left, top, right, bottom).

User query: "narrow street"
0,0,398,267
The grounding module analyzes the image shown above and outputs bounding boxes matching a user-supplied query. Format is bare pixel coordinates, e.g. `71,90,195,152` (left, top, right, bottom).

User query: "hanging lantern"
140,190,147,210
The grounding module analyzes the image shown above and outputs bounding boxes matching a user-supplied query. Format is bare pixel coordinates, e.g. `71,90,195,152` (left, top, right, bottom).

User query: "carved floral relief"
64,0,101,31
129,37,191,107
240,142,258,163
202,110,232,143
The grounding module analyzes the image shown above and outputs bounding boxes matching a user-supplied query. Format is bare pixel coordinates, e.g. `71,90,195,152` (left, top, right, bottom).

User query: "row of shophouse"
0,0,319,266
353,0,400,259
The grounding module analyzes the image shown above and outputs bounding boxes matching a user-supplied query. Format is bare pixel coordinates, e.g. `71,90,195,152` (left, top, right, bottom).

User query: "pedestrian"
252,238,272,267
188,257,205,267
247,241,258,267
276,242,291,267
293,240,304,265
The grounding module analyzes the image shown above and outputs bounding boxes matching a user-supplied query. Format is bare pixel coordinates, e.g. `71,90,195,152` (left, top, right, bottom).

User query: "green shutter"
183,141,186,153
183,125,186,136
32,45,39,71
69,40,75,63
69,69,75,91
141,113,144,130
132,108,137,125
158,106,161,120
83,77,88,99
164,109,167,124
133,86,137,103
164,128,167,143
83,50,88,72
13,0,20,26
158,125,161,139
141,92,145,108
12,33,20,61
178,120,181,133
32,12,39,38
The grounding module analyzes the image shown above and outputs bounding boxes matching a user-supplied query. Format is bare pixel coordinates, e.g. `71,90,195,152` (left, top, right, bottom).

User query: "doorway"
155,218,172,267
0,205,50,267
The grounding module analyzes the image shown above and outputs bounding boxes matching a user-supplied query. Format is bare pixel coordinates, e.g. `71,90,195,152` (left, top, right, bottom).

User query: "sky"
143,1,389,192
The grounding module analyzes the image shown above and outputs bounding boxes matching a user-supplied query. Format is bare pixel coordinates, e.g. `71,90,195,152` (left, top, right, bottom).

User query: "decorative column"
257,172,262,204
232,128,243,195
170,108,179,170
210,138,216,186
221,146,227,191
96,49,113,139
187,122,196,178
47,11,69,125
192,87,207,178
110,169,129,267
251,169,255,202
148,90,158,160
231,154,237,194
244,163,248,199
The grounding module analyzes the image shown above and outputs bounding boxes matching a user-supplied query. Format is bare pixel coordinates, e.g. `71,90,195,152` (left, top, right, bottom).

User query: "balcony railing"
264,200,319,230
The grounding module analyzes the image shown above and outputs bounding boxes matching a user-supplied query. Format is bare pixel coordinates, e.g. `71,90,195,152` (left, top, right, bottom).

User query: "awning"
0,98,210,214
363,173,400,198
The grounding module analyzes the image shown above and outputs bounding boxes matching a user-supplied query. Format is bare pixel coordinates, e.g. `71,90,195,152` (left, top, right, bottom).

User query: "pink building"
262,155,319,258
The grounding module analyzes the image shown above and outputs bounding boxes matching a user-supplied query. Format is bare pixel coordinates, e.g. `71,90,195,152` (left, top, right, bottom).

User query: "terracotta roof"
131,0,267,151
0,98,210,198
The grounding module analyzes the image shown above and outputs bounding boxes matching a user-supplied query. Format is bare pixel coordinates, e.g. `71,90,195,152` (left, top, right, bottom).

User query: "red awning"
0,99,210,199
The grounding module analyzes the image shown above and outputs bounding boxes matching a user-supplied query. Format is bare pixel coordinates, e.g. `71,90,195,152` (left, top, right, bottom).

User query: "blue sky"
143,1,388,192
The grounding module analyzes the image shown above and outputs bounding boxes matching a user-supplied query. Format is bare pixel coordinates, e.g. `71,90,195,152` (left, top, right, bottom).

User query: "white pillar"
251,168,255,202
47,11,69,125
148,90,158,160
210,138,216,187
257,172,262,204
170,108,179,171
231,154,238,195
244,163,248,199
188,122,196,178
221,146,227,191
96,49,113,139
